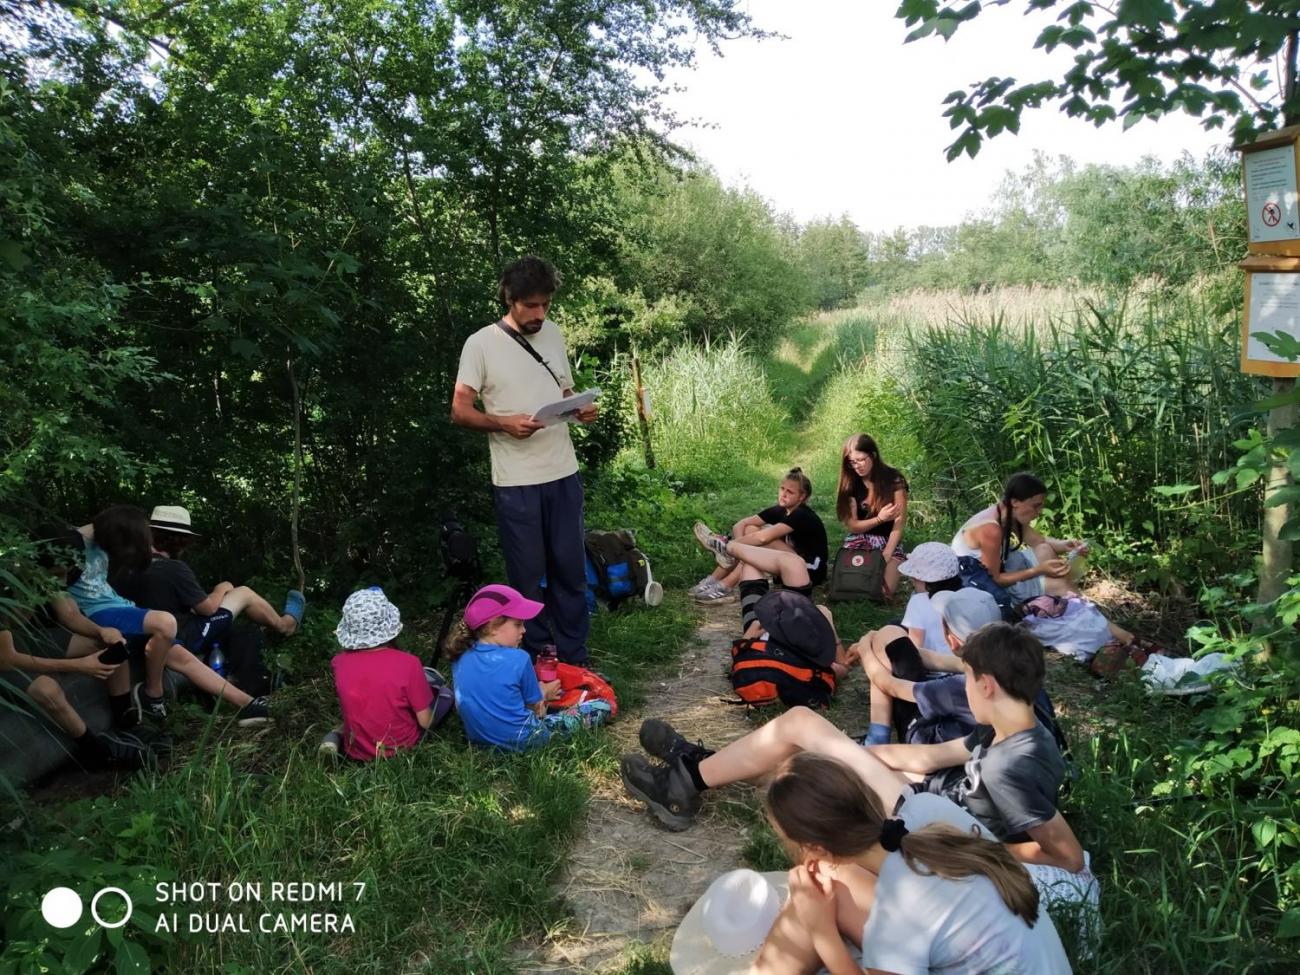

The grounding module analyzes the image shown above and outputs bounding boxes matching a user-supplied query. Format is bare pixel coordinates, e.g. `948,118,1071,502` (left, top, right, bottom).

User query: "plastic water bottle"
536,645,559,683
207,642,226,677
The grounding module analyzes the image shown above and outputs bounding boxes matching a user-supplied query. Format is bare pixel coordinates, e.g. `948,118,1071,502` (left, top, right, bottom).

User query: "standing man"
451,256,597,664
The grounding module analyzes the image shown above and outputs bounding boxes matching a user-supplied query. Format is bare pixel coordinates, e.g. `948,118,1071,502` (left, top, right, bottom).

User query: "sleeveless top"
952,504,1003,559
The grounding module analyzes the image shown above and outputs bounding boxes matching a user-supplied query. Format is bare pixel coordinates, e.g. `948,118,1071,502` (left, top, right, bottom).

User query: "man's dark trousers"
493,471,589,664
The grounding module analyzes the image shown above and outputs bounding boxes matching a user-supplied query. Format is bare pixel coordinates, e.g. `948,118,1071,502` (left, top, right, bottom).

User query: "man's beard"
518,320,544,334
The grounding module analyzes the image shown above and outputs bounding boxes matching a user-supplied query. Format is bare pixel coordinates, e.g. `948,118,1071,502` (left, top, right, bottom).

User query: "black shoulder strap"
496,320,563,389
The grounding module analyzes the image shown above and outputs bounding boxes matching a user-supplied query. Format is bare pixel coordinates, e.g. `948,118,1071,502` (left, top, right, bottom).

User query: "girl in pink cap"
446,584,612,751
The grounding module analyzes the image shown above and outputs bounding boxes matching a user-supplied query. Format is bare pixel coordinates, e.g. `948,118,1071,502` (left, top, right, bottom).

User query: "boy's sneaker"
693,580,735,603
639,718,714,766
693,521,736,569
620,754,702,831
235,696,270,727
130,682,167,722
319,730,344,757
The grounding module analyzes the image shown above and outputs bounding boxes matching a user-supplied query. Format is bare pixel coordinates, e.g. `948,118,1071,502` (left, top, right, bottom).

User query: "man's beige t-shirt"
456,319,579,488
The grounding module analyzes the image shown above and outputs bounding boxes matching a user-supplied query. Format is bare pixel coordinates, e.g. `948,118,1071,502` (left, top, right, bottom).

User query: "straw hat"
670,870,786,975
149,505,198,536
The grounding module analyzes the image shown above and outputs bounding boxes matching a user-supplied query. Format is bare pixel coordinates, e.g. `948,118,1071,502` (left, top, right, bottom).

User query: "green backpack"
825,546,886,602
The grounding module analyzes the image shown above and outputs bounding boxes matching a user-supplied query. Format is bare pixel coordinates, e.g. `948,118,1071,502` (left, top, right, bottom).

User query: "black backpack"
584,530,653,609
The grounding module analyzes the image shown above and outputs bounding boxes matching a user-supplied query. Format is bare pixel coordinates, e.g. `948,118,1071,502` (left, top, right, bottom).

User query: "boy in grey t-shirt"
920,721,1066,842
621,622,1086,874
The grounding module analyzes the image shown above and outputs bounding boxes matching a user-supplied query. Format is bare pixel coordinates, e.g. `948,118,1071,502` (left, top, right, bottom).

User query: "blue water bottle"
207,641,226,677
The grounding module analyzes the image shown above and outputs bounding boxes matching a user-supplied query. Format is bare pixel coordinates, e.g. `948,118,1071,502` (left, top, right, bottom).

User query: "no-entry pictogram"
1263,201,1282,227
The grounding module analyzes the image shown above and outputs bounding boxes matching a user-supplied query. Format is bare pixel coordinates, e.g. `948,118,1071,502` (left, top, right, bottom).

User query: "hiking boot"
319,730,343,757
236,696,271,727
639,718,714,765
620,753,702,831
130,682,167,722
693,521,736,569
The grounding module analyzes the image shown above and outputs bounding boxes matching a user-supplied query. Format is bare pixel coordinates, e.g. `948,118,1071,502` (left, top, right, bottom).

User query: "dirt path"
517,600,762,974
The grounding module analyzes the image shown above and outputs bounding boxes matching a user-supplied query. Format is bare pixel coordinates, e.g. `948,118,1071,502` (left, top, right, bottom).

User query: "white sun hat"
897,541,960,583
670,870,785,975
335,587,403,650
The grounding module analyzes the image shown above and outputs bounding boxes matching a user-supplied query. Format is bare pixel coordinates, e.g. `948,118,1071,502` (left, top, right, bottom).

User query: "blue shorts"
89,607,181,645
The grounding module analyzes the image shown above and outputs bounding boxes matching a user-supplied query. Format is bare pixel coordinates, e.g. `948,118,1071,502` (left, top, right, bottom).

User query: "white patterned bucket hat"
335,587,403,649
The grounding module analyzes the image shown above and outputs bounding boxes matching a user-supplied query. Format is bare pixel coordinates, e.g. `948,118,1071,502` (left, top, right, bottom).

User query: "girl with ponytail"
951,472,1082,618
751,752,1070,974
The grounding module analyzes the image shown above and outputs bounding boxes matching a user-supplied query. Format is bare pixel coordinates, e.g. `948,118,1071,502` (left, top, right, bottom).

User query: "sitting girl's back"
331,589,432,761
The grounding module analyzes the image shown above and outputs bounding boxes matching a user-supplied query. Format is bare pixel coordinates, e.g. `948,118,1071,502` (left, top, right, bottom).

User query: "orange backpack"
729,638,836,709
547,662,618,718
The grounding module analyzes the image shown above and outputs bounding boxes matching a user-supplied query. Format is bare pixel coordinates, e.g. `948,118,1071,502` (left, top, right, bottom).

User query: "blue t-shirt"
66,538,136,617
451,642,544,751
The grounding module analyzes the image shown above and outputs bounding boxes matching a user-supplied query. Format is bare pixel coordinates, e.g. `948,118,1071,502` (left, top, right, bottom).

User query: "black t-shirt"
758,504,829,585
850,473,910,540
112,556,207,625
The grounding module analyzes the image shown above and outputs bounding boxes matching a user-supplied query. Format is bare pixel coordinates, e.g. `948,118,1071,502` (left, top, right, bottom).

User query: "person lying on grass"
112,505,304,659
689,467,828,603
746,753,1071,975
38,511,270,727
321,587,449,761
620,622,1087,875
836,433,910,599
0,624,150,769
446,584,611,752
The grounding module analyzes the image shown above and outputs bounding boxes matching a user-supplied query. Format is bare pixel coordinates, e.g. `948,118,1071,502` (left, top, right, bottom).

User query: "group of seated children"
639,439,1138,972
1,504,303,769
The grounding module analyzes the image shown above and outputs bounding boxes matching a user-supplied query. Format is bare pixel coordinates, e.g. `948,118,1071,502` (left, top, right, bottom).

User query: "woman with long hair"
750,752,1070,974
952,473,1084,613
836,434,909,598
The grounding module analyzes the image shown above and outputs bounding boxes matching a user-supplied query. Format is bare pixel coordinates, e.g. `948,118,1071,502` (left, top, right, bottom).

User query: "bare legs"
162,644,253,707
696,706,909,813
727,539,810,589
1032,542,1134,641
141,609,177,698
221,585,297,636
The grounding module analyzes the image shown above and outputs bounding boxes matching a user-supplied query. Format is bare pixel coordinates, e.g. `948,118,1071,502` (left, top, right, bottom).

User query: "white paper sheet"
1247,273,1300,362
531,388,600,426
1245,144,1299,244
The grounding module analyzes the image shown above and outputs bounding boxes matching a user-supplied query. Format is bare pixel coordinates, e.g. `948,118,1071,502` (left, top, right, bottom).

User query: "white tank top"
952,504,1000,559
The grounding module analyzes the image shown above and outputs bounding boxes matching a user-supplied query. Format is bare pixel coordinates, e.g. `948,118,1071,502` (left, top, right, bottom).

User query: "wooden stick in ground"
287,356,306,594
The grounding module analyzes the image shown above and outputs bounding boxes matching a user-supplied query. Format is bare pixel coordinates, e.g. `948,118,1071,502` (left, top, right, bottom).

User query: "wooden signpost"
1238,125,1300,605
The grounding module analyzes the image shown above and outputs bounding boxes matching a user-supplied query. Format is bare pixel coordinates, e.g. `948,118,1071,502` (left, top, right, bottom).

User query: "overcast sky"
661,1,1235,233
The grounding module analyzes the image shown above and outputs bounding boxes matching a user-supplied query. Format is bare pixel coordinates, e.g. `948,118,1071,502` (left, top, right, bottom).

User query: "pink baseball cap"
463,584,544,630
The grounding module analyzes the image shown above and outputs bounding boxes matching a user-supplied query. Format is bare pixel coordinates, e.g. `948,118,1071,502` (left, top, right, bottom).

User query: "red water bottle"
536,644,559,683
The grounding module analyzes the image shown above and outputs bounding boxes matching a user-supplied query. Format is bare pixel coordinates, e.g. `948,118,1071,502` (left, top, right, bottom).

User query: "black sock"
739,579,769,632
680,752,711,793
76,730,108,761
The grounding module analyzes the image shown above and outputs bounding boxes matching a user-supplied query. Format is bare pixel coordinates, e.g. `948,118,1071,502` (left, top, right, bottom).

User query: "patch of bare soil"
516,602,763,974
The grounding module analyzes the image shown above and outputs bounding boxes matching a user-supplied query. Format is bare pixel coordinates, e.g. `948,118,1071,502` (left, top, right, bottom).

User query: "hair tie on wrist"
879,818,909,853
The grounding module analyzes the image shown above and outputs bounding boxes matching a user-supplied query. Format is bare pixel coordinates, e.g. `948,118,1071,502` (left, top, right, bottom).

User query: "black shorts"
781,582,815,601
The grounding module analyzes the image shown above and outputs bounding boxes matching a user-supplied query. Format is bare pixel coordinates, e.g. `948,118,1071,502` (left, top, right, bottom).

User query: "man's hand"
575,403,599,424
499,414,545,440
71,654,120,680
97,627,125,648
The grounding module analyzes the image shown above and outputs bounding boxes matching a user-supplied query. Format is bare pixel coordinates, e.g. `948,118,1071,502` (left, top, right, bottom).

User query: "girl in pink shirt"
323,588,448,761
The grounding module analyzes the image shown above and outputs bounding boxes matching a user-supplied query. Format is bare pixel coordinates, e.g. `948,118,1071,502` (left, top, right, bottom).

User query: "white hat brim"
670,871,789,975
